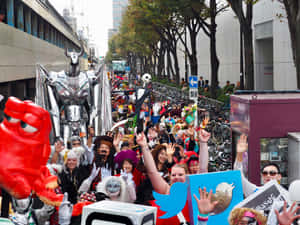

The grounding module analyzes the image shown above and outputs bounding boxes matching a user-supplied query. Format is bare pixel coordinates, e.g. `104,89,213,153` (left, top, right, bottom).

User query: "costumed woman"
136,129,210,225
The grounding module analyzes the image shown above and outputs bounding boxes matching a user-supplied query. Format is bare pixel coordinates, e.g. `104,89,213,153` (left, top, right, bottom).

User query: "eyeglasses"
262,170,278,176
72,142,81,146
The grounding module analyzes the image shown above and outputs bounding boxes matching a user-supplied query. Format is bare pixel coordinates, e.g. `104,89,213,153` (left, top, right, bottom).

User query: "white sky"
49,0,112,57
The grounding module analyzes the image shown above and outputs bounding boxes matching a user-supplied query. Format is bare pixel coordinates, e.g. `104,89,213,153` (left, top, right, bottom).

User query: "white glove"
121,170,134,186
35,204,55,225
58,193,73,225
78,163,100,193
120,169,128,181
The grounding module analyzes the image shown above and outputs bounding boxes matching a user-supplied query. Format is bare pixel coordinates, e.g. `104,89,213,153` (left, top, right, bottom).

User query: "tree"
198,0,228,98
136,0,184,84
174,0,207,76
227,0,255,90
281,0,300,88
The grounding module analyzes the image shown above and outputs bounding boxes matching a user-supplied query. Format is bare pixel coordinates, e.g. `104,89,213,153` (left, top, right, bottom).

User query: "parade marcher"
114,149,143,188
228,208,267,225
136,129,210,225
151,144,169,181
234,134,283,197
186,154,200,174
78,135,116,192
49,136,93,166
58,151,90,204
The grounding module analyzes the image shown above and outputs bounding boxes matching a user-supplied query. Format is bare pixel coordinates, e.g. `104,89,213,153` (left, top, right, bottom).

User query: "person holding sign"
136,130,210,225
234,134,282,197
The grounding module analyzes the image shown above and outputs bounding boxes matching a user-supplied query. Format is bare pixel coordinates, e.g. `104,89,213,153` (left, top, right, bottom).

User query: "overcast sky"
49,0,112,57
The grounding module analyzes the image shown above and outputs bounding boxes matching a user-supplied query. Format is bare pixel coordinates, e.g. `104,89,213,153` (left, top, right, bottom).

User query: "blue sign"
189,76,198,88
125,66,131,72
187,170,243,225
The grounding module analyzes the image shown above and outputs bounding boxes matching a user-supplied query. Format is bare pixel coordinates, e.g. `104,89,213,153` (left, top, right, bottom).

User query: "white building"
112,0,129,30
177,0,296,90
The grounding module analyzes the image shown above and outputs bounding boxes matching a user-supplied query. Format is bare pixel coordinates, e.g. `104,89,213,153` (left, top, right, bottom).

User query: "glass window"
260,137,288,186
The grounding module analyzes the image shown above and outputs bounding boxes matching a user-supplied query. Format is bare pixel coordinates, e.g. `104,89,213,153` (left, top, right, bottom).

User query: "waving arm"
136,133,170,194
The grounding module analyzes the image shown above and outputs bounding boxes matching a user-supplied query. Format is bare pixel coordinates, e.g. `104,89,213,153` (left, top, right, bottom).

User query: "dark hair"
151,145,167,165
121,158,135,171
121,141,130,149
159,132,169,144
151,144,168,174
176,138,184,147
261,163,280,174
93,136,115,172
187,155,199,167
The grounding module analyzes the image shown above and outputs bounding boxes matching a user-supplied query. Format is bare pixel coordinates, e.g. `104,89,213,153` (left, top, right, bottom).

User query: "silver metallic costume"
35,45,111,145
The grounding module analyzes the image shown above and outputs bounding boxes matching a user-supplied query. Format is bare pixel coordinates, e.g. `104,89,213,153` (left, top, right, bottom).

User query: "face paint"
105,178,121,197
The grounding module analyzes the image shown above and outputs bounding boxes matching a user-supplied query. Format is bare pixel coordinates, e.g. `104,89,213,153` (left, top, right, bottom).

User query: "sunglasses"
262,170,278,176
238,217,258,225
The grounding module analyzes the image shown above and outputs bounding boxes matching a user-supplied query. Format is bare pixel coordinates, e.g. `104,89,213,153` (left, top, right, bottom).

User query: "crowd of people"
2,73,300,225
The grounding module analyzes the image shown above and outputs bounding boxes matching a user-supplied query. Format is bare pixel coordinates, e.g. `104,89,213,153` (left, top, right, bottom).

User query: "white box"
81,200,157,225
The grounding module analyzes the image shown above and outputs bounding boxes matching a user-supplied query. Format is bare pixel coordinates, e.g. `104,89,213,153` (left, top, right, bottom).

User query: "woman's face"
188,160,199,174
122,160,133,173
170,167,186,184
158,149,167,164
97,144,110,158
66,158,77,171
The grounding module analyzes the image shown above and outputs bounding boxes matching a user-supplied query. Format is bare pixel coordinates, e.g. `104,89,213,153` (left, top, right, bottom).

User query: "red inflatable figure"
0,97,62,206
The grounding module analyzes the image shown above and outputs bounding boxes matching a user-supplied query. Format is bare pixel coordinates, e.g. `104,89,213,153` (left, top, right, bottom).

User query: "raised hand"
275,201,300,225
59,192,73,225
193,187,218,215
237,134,248,153
88,163,100,181
136,132,148,148
166,143,175,157
88,126,95,137
198,129,211,143
201,115,210,128
113,132,123,147
54,139,65,153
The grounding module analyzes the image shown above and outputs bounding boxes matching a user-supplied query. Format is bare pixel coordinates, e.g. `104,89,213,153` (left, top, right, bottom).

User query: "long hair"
93,136,116,173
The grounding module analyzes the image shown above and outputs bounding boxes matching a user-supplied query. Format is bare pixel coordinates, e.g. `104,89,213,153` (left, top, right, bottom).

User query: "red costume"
0,97,62,205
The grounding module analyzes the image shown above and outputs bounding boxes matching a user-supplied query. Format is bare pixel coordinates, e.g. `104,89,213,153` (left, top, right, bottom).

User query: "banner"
187,170,244,225
233,180,290,216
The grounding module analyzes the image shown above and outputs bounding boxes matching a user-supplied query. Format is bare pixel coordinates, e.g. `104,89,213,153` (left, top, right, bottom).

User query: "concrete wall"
177,7,241,87
177,0,296,90
0,23,87,83
22,0,80,46
272,1,296,90
0,22,68,82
